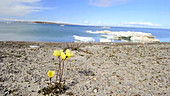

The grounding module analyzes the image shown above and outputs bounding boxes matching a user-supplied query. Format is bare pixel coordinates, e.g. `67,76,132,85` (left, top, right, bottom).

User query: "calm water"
0,22,170,42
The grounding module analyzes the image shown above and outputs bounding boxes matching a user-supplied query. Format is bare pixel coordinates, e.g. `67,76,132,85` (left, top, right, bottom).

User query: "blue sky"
0,0,170,28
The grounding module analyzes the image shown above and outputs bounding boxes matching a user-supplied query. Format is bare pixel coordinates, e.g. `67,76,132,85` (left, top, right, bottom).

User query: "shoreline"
0,41,170,95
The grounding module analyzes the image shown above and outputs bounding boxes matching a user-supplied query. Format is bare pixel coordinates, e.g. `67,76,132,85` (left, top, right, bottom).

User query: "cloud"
0,0,43,16
89,0,130,7
83,21,89,24
119,22,162,27
0,18,27,21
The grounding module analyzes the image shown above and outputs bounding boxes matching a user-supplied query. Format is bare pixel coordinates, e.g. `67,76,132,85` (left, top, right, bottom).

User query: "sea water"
0,22,170,42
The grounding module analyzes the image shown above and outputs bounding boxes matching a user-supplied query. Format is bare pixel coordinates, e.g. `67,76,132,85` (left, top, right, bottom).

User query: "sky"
0,0,170,28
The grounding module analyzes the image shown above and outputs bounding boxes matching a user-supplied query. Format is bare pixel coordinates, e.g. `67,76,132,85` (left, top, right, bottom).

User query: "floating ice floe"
60,25,64,26
73,35,95,42
99,38,113,42
110,31,153,37
130,36,160,42
101,26,111,29
87,30,160,43
86,30,92,33
101,35,120,40
86,30,112,34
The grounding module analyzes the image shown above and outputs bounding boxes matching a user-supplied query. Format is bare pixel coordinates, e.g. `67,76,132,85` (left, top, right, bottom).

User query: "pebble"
93,78,97,81
0,63,4,65
29,45,39,48
93,88,98,93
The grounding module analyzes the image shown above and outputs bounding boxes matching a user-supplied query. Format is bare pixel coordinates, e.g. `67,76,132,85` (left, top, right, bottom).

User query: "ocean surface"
0,22,170,42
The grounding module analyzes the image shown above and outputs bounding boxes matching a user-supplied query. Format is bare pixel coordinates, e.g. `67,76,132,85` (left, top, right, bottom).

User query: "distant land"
0,20,73,25
0,20,169,30
31,21,73,25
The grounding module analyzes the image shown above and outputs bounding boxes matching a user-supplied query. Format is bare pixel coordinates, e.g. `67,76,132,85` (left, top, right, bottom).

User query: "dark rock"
66,92,74,95
78,70,95,76
0,58,3,63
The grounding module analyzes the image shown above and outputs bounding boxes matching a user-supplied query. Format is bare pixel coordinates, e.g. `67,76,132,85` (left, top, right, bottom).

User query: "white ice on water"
73,35,95,42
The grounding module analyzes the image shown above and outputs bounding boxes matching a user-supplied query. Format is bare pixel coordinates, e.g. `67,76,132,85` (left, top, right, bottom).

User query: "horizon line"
0,19,169,30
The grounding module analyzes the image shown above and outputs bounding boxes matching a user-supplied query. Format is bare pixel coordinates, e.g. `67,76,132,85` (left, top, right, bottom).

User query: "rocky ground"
0,41,170,96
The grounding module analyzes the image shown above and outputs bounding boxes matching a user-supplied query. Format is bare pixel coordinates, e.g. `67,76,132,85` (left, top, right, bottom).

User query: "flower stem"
50,77,52,85
56,57,61,82
60,60,65,83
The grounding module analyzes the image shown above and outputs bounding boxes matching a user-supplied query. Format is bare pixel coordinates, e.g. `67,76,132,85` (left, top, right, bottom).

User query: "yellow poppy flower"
66,52,74,58
66,49,74,57
53,50,61,57
48,70,55,78
70,52,74,57
66,49,71,53
60,50,63,52
61,52,66,60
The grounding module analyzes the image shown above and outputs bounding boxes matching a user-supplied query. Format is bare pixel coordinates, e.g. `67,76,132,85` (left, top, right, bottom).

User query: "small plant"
47,70,55,85
39,49,74,95
53,49,73,84
63,43,83,51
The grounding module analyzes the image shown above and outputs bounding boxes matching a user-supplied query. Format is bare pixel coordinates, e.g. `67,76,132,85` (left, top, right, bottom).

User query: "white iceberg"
99,38,113,42
130,36,160,42
60,25,64,26
73,35,95,42
86,30,112,34
87,30,159,43
101,26,111,29
101,35,120,40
